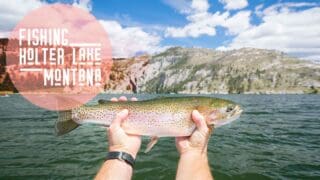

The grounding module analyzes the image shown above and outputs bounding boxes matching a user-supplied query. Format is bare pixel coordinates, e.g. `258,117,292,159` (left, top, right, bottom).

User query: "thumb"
192,110,207,133
112,109,129,128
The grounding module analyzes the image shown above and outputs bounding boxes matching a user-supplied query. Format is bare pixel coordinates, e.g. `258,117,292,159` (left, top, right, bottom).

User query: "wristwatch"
106,151,135,168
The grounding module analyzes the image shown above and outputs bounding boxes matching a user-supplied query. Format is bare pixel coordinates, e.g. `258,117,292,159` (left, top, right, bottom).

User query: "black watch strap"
106,151,135,168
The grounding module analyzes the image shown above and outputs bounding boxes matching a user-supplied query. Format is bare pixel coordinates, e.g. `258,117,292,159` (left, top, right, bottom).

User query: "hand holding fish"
175,110,211,155
95,96,140,180
107,96,141,158
58,96,242,180
175,110,214,180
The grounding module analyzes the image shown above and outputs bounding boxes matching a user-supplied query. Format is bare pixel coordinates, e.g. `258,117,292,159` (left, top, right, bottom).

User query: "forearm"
176,151,213,180
95,159,133,180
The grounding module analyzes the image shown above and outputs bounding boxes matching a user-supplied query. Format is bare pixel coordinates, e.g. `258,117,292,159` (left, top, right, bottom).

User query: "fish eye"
226,105,234,112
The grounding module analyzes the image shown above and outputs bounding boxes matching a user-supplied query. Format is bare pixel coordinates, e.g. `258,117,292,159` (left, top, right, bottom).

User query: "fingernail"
194,110,204,120
119,96,127,101
193,110,200,116
110,97,118,102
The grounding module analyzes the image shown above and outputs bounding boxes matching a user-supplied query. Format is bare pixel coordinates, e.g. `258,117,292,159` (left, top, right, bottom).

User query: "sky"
0,0,319,61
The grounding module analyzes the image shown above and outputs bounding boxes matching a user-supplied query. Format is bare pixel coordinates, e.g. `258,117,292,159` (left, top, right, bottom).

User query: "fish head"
206,99,243,128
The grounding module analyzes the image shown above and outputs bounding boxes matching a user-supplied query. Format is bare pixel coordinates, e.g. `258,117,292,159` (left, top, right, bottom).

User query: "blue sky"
88,0,319,48
91,0,272,48
0,0,320,60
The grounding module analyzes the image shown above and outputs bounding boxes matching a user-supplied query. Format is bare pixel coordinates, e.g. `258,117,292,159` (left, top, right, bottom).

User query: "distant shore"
0,91,14,95
1,90,318,95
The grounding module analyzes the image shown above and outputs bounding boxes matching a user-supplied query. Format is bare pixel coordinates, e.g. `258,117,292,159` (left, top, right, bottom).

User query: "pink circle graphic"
6,4,112,111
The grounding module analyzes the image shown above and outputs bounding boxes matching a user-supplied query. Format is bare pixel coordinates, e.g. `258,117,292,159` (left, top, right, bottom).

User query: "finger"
112,109,129,128
175,136,187,143
192,110,208,133
119,96,127,102
175,137,188,152
110,97,118,102
175,137,182,147
131,97,138,101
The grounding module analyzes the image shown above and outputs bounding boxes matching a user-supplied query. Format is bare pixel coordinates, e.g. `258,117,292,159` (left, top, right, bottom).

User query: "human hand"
175,110,211,156
107,96,141,158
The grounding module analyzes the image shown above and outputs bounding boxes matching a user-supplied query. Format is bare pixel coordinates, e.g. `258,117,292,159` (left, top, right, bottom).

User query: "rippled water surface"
0,94,319,179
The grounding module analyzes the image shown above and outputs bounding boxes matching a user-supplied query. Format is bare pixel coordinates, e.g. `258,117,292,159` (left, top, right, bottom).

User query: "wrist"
179,149,208,161
105,158,133,170
106,151,135,169
103,159,133,178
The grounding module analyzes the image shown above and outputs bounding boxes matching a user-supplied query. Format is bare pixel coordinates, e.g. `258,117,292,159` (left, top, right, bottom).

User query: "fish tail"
55,110,79,136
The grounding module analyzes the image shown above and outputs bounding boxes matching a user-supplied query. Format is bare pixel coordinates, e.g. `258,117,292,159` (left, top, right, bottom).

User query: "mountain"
0,40,319,94
106,47,320,94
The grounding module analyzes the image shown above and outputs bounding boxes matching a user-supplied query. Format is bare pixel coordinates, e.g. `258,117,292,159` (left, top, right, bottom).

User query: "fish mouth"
231,105,243,117
212,105,243,128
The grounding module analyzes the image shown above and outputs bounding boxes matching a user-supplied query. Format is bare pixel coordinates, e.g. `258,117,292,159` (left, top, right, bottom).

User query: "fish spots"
70,96,240,136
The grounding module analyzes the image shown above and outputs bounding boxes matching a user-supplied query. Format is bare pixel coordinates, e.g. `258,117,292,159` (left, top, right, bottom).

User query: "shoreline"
1,91,318,95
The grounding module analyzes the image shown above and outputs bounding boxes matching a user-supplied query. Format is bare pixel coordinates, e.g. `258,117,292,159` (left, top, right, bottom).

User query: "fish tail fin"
55,110,79,136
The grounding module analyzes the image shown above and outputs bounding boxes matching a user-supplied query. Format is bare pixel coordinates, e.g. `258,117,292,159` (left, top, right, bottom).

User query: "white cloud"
162,0,209,14
254,4,264,17
264,2,318,14
162,0,192,14
223,11,251,35
218,4,320,60
0,31,10,38
165,0,251,38
166,11,229,38
0,0,45,34
99,20,163,58
0,0,92,36
191,0,210,13
219,0,248,10
0,0,164,58
72,0,92,12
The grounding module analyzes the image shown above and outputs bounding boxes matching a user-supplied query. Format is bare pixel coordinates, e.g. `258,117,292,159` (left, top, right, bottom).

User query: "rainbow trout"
56,96,242,152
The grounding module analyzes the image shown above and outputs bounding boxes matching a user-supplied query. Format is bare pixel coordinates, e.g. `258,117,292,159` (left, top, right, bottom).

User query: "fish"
56,96,243,152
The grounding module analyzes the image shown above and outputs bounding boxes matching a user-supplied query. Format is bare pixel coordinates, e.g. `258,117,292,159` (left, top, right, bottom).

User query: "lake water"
0,94,319,179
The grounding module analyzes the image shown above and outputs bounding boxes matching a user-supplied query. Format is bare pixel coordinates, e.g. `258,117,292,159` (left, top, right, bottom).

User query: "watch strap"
106,151,135,168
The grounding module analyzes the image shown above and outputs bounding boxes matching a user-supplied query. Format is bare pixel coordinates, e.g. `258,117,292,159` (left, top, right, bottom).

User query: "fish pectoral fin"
144,136,159,153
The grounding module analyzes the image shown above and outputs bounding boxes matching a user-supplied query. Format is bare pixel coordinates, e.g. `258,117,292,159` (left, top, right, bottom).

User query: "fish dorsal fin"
145,136,159,153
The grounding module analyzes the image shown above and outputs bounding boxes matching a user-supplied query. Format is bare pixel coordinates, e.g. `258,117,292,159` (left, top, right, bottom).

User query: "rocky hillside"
0,42,319,94
106,47,320,94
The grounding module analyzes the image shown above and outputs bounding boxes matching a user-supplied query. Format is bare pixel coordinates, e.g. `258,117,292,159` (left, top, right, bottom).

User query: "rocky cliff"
1,43,319,94
106,47,320,94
